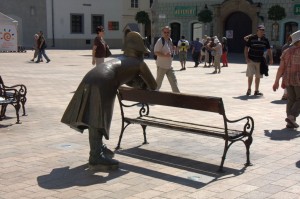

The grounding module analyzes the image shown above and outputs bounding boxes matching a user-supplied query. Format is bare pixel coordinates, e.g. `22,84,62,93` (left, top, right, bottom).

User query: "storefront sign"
295,4,300,15
174,6,196,16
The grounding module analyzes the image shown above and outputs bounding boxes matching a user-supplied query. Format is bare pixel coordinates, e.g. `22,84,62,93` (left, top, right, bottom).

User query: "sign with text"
174,6,196,16
0,25,17,51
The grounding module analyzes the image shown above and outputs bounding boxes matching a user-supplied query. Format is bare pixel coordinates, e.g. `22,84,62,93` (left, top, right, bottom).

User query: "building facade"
151,0,300,53
0,0,153,49
0,0,299,51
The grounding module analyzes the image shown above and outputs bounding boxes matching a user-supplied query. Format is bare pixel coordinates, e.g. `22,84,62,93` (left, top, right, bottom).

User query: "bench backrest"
117,87,225,115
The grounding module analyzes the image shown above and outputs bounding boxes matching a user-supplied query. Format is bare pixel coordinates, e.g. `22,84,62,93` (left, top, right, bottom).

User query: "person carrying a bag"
92,26,111,66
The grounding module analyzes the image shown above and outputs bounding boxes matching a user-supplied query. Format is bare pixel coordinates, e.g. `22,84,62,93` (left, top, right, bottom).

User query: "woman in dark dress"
61,31,157,171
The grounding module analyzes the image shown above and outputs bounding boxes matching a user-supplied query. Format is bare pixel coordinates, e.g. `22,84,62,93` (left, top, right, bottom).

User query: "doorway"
225,11,252,53
284,22,298,44
191,22,203,41
170,22,180,45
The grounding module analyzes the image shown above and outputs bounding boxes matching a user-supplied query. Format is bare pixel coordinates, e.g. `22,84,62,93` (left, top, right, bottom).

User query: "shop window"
108,21,119,31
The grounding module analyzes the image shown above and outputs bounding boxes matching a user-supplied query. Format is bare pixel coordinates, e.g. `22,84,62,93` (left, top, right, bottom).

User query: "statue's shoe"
102,144,114,158
89,153,119,171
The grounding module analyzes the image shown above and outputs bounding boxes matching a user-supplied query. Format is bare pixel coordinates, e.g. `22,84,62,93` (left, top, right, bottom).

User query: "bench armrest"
3,84,27,97
226,116,254,136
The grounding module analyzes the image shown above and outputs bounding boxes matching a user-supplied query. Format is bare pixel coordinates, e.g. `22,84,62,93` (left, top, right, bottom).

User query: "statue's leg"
88,128,119,171
101,135,115,158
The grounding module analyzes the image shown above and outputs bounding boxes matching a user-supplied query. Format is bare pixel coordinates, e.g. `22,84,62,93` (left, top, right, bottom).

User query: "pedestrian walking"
35,31,50,63
191,38,202,68
154,26,180,93
273,30,300,128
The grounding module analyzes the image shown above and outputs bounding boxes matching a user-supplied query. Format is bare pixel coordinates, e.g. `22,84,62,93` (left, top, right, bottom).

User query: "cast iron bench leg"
141,124,148,144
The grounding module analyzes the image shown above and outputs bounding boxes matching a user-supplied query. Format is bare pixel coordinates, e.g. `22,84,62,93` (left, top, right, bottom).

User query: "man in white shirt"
154,26,180,93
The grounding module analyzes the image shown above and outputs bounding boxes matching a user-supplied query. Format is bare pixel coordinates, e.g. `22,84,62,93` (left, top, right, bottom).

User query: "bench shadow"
264,129,300,140
37,164,129,189
116,147,247,189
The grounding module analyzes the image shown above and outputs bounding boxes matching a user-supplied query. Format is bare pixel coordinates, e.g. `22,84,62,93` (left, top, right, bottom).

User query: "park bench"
0,88,21,124
116,86,254,171
0,76,27,123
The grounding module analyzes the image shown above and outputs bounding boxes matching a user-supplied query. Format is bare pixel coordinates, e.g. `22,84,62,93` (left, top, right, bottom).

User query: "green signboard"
174,6,196,16
295,4,300,15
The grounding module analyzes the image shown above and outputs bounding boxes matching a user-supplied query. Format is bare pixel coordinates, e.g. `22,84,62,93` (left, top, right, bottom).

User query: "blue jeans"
37,48,50,62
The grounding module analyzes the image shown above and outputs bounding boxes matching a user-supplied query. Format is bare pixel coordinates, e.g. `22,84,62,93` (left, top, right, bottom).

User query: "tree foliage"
135,11,150,24
268,5,286,21
197,9,213,23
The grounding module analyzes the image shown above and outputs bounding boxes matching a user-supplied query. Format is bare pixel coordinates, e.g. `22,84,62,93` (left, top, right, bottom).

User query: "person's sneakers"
30,59,34,62
46,59,51,63
212,71,217,74
246,89,251,96
285,115,299,128
254,91,263,96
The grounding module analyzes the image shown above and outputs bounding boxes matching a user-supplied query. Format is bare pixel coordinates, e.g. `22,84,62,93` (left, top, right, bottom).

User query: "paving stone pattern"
0,50,299,199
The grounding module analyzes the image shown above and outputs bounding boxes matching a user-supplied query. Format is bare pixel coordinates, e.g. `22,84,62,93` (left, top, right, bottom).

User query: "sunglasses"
164,31,170,34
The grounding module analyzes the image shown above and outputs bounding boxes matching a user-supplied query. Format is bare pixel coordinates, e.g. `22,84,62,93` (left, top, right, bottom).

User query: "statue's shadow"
37,164,129,189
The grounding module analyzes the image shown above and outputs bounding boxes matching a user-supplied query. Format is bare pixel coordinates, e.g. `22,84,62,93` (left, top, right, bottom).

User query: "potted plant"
268,5,286,21
197,9,213,24
135,11,150,37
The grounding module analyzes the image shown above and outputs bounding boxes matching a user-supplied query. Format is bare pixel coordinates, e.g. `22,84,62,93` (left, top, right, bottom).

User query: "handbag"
105,46,112,58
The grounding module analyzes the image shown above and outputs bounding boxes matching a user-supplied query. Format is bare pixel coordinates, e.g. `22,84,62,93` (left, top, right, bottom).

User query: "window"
71,14,84,34
92,15,104,34
108,21,119,30
150,0,153,8
131,0,138,8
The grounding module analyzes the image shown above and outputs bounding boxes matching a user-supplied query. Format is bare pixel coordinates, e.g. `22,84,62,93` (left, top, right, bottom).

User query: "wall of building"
151,0,300,50
0,0,47,47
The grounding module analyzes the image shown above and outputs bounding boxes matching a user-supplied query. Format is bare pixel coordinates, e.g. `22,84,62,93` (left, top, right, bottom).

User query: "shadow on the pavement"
233,95,264,100
116,147,247,189
264,129,300,140
37,164,129,189
270,100,287,104
296,160,300,168
0,124,13,128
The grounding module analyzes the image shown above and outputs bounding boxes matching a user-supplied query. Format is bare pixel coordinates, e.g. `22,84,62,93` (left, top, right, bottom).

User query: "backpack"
153,37,165,60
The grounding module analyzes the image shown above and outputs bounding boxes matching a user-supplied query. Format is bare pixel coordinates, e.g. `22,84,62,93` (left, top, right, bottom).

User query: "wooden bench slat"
125,116,245,139
118,87,224,114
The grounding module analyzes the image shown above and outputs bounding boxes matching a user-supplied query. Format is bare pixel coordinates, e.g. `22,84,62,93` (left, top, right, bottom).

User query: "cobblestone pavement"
0,49,299,199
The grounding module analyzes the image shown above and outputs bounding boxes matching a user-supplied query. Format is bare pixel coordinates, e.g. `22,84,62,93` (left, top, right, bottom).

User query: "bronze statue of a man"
61,31,157,171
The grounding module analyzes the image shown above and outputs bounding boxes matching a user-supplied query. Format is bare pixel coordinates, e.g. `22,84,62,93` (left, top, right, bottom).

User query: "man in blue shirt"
191,38,203,67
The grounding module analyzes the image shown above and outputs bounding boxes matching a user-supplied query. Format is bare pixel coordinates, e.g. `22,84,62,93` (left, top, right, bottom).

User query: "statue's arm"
139,62,157,90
